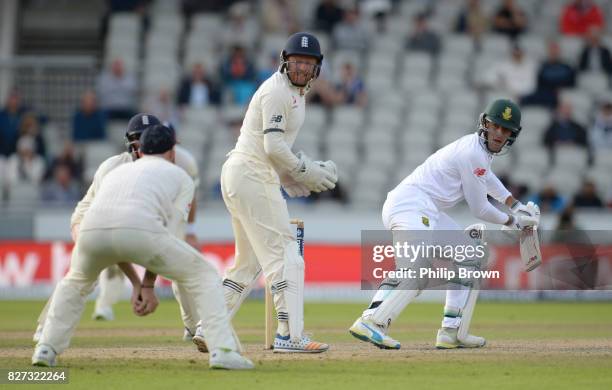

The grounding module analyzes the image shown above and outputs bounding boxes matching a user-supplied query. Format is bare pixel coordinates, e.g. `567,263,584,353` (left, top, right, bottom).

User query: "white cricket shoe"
192,323,208,353
92,306,114,321
435,327,486,349
349,317,401,350
32,344,57,367
273,334,329,353
183,327,195,342
33,323,43,343
209,349,254,370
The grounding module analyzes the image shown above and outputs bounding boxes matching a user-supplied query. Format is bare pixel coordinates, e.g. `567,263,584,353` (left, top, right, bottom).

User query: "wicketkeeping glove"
290,151,337,192
280,174,311,198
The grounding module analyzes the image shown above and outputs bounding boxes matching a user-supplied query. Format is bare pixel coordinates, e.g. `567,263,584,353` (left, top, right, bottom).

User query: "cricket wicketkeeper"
207,32,337,353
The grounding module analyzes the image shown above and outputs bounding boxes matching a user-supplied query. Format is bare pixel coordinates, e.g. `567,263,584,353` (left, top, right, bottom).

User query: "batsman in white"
349,99,540,349
33,114,204,346
32,125,253,369
199,32,337,353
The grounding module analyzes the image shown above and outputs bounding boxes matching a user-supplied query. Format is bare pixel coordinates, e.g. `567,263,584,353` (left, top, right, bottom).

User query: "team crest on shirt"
502,107,512,120
473,167,487,177
421,216,430,227
291,95,298,108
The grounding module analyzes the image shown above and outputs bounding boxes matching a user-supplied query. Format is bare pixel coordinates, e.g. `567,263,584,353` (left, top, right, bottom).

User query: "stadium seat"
82,141,120,172
331,107,365,128
546,167,582,196
7,183,40,209
554,145,590,173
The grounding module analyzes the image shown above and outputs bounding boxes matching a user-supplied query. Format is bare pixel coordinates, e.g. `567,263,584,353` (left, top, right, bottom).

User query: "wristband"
141,285,155,288
185,222,197,235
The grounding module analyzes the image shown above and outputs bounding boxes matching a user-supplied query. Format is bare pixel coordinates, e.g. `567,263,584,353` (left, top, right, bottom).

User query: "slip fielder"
32,125,253,369
33,114,204,345
349,99,541,349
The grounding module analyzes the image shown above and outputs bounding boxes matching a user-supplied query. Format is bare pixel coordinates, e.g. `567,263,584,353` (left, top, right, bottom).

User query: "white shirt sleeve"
70,156,122,227
261,90,300,172
486,172,512,204
458,152,509,225
167,173,195,237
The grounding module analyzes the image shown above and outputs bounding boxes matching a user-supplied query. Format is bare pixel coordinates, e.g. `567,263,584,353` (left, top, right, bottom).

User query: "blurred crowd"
1,0,612,212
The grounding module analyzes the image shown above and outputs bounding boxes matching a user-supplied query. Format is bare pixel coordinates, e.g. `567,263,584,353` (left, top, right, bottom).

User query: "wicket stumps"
264,218,304,349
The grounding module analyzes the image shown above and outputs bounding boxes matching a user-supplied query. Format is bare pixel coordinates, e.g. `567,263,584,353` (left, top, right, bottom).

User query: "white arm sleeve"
486,172,512,204
459,154,509,225
70,155,125,227
263,131,300,171
167,175,195,237
260,89,301,172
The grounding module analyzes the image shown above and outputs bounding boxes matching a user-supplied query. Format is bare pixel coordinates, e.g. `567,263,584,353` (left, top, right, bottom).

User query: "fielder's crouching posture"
32,125,253,370
205,32,337,353
349,99,541,350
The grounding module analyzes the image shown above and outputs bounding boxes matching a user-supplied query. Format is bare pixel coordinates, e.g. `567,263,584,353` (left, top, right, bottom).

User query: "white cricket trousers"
220,154,295,320
39,227,238,354
95,257,199,332
366,185,471,329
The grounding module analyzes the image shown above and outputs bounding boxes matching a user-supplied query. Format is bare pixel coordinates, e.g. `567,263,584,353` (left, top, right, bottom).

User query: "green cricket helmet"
478,99,522,155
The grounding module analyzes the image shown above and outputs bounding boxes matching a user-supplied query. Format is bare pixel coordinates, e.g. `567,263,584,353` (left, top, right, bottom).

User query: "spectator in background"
72,91,107,142
45,141,82,183
572,180,604,208
521,40,576,108
308,62,341,107
335,63,367,107
360,0,392,34
498,174,529,202
578,27,612,77
483,45,537,101
96,59,138,120
560,0,604,36
605,184,612,208
406,13,441,56
177,62,222,108
0,90,27,157
220,45,257,105
222,2,260,48
18,112,47,159
41,163,81,204
257,52,280,85
455,0,488,42
530,184,566,213
314,0,344,34
261,0,301,34
590,99,612,149
332,7,370,52
5,136,46,187
182,0,238,15
492,0,528,40
543,100,590,165
146,88,180,126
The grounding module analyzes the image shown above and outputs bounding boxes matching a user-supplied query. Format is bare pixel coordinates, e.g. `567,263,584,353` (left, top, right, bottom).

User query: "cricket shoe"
32,323,43,343
32,344,57,367
92,307,114,321
209,349,254,370
349,317,400,350
435,327,486,349
183,327,195,342
192,323,208,353
273,334,329,353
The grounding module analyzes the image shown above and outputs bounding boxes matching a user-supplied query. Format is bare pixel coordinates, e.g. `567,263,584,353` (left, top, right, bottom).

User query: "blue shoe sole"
349,330,399,350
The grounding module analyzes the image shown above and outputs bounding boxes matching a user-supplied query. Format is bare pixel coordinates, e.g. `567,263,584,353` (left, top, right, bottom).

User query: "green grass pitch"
1,300,611,389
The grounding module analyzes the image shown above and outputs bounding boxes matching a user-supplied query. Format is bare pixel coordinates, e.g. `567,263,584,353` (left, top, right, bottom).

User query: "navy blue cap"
139,124,176,154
